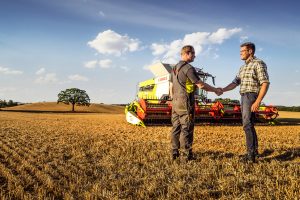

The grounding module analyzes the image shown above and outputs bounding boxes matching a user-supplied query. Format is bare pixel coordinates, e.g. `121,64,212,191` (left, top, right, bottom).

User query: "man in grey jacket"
170,45,222,161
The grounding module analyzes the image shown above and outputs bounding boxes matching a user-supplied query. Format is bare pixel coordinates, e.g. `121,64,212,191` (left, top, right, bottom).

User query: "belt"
241,92,257,96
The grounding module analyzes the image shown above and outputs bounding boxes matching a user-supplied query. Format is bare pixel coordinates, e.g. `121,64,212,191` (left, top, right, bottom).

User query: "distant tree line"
0,99,20,108
214,98,300,112
214,98,240,104
276,106,300,112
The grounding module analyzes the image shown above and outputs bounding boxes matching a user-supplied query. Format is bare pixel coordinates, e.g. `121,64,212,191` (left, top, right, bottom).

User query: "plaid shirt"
232,56,270,94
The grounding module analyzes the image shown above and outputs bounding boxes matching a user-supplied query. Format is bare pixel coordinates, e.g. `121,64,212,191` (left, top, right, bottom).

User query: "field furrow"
0,111,299,199
0,138,66,198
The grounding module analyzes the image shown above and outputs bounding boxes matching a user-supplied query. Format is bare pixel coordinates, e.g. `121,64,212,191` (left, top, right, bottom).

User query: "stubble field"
0,109,299,199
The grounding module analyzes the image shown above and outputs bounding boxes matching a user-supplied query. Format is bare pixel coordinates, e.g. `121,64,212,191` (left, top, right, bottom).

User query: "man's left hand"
251,101,260,112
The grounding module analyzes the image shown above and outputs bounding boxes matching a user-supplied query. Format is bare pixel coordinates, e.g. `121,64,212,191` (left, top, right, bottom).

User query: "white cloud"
151,43,168,56
84,59,114,69
68,74,89,81
35,68,46,75
151,28,242,63
87,29,140,56
84,60,98,69
0,66,23,75
182,32,210,52
35,73,58,84
209,28,242,44
99,59,112,68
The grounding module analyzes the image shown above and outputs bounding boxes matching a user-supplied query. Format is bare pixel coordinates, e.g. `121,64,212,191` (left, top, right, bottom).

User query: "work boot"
248,153,256,163
172,150,180,160
255,149,260,158
186,152,196,161
172,153,179,160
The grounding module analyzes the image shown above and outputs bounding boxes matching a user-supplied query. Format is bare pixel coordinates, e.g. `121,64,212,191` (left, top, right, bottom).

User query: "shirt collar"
245,56,256,64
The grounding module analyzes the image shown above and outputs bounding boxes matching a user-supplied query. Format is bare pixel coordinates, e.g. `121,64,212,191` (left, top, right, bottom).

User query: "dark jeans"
241,92,258,155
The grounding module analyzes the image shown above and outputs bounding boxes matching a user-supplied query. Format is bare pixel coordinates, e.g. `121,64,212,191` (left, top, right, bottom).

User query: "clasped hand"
215,87,223,96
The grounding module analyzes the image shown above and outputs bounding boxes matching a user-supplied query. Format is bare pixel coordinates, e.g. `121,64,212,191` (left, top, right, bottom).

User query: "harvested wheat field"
0,109,299,199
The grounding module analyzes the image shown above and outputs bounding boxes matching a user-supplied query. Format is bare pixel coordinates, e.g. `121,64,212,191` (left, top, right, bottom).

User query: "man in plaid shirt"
222,42,270,163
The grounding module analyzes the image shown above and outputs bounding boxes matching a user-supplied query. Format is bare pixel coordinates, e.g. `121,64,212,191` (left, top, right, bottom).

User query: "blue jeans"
241,93,258,155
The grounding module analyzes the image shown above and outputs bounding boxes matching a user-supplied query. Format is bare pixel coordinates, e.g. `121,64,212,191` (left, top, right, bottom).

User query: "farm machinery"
125,62,278,126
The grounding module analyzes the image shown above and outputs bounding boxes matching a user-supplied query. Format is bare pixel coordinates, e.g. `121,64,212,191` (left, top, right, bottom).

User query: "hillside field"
1,102,124,114
0,106,299,199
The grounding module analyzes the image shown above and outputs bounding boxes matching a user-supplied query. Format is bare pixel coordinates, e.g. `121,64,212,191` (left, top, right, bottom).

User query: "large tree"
57,88,90,112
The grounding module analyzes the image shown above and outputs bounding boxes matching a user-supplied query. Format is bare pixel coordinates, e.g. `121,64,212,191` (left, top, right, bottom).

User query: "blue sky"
0,0,299,106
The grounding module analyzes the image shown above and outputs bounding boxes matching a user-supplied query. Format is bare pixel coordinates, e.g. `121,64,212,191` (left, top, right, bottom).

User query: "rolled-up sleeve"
232,75,241,85
256,61,270,85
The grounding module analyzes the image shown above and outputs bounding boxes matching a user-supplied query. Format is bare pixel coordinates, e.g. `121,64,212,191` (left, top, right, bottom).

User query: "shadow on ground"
191,147,300,162
276,118,300,125
261,147,300,162
196,151,235,159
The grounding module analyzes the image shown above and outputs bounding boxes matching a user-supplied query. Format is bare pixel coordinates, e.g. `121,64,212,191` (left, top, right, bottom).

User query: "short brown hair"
241,42,255,54
181,45,194,55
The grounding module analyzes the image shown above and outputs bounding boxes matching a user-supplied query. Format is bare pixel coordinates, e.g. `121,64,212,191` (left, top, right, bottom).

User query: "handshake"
214,87,223,96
